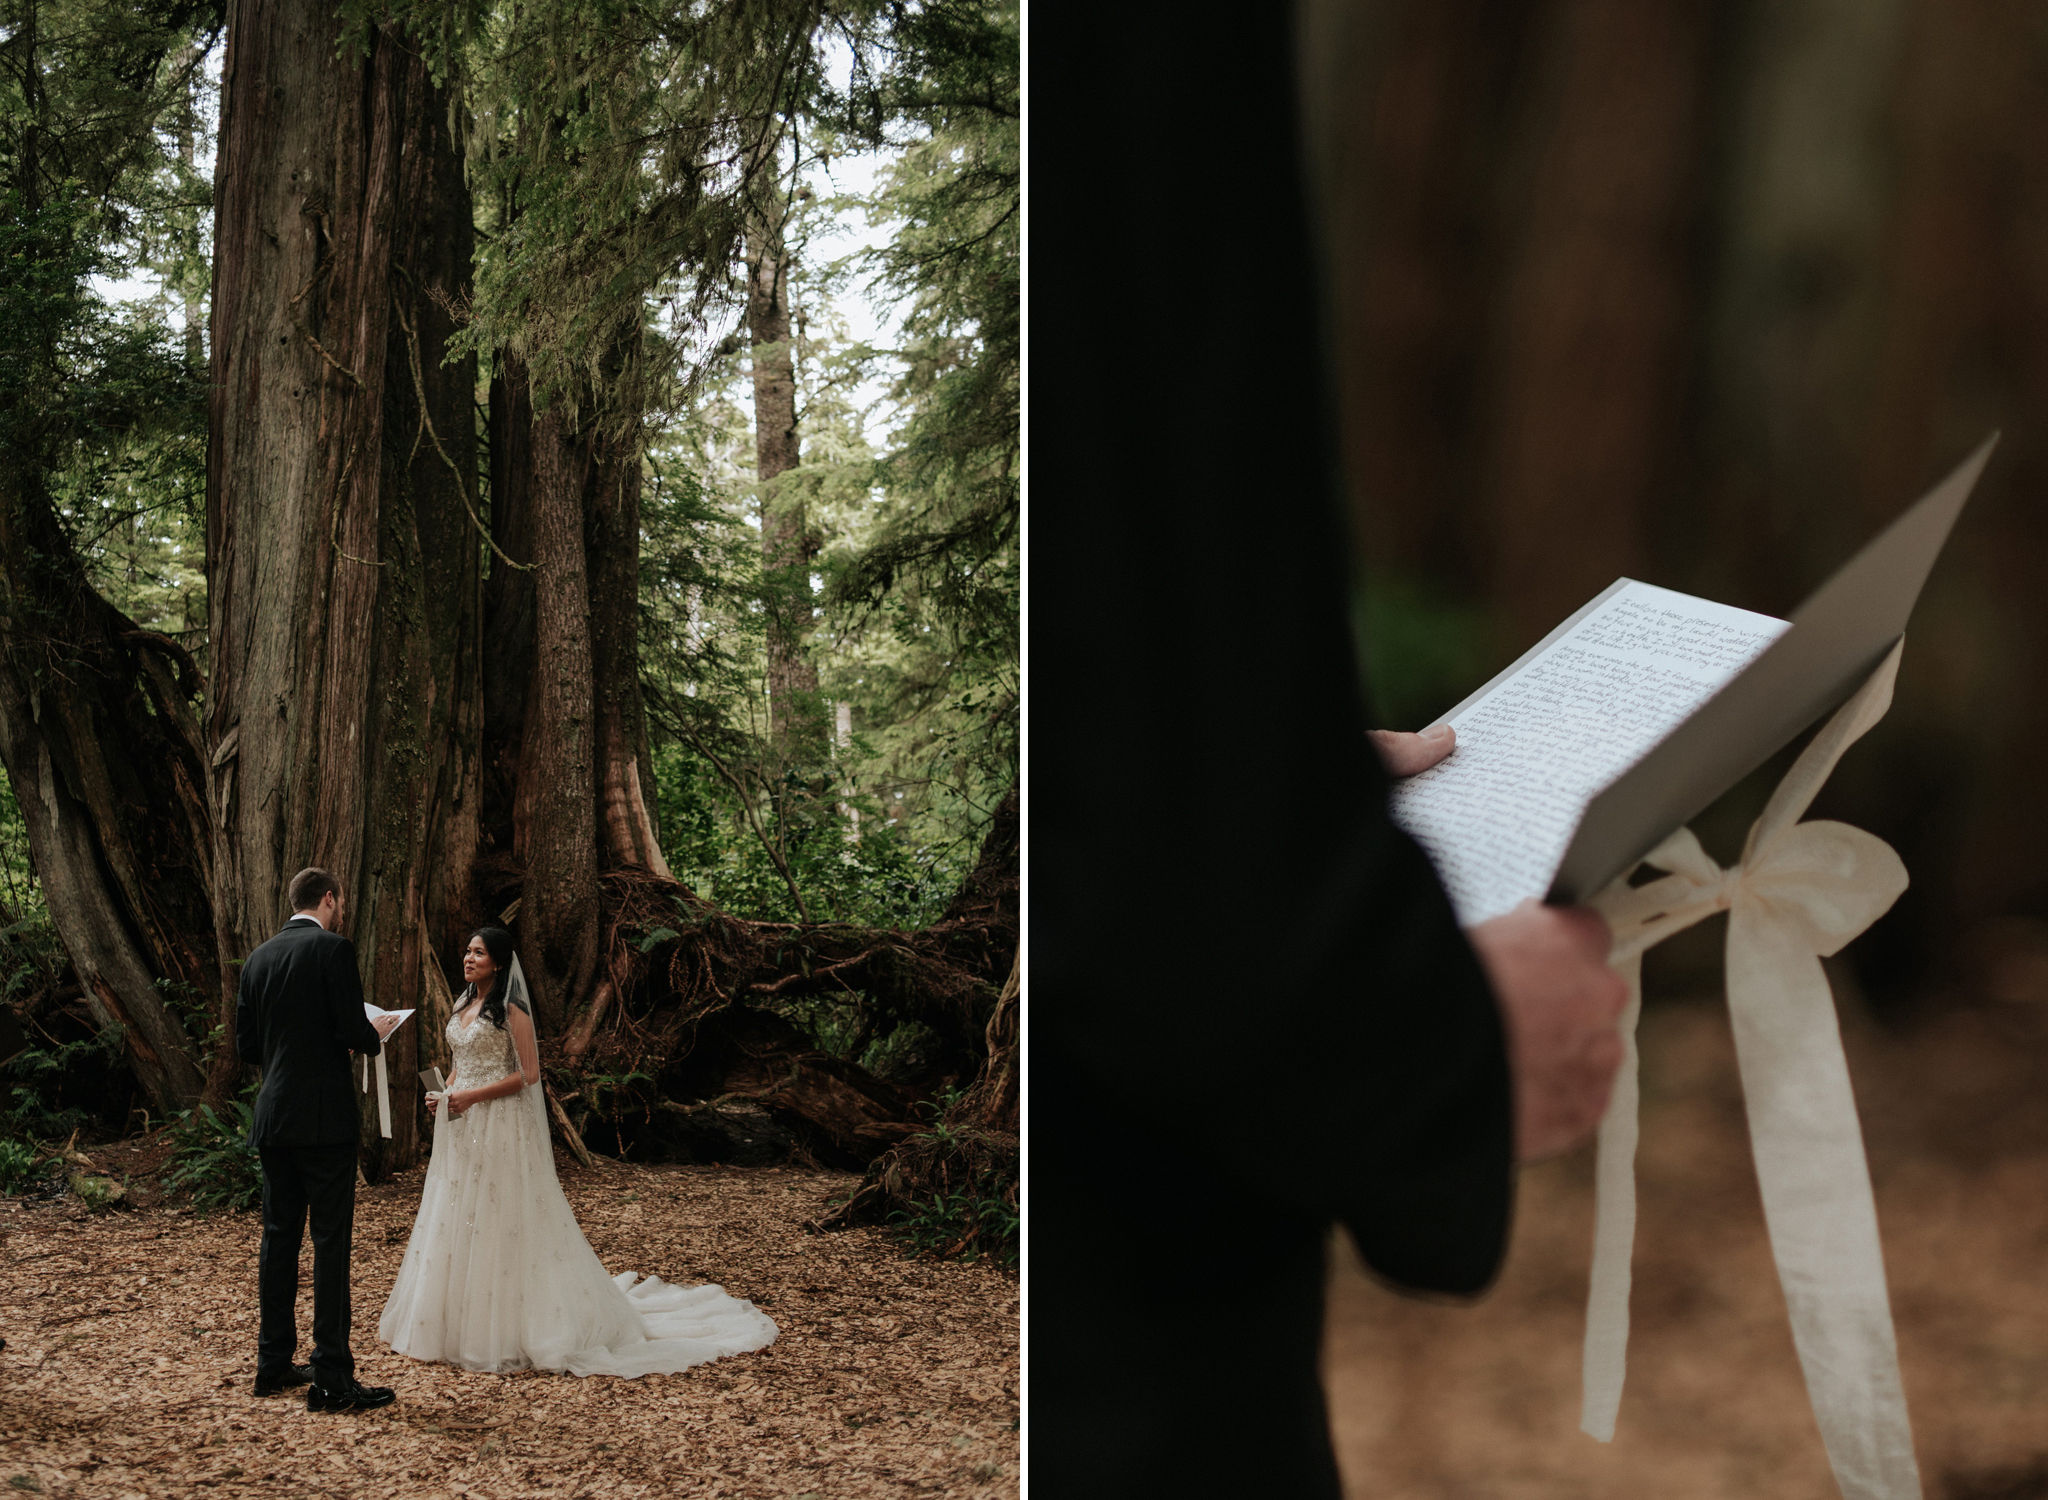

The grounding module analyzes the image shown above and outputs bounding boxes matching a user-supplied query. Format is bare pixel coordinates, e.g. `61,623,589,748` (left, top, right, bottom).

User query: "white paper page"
365,1003,415,1029
1388,580,1789,926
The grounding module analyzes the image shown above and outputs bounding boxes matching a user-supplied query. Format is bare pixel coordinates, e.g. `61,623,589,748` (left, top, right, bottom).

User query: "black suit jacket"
1034,2,1515,1494
235,918,383,1147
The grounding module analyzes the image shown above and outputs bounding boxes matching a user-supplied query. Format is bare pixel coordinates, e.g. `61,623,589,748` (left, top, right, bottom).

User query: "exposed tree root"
807,952,1020,1262
470,786,1020,1174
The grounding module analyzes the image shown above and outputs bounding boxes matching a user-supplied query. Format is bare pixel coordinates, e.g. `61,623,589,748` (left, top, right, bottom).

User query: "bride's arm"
446,1009,543,1114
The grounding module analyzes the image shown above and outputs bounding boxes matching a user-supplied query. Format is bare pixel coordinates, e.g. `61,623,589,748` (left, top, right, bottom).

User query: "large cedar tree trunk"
512,404,605,1033
589,448,669,878
207,0,479,1173
485,350,669,1038
745,154,819,739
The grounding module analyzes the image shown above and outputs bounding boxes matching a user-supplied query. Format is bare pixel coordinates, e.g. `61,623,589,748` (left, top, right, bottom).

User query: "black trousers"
256,1142,358,1386
1033,1057,1345,1499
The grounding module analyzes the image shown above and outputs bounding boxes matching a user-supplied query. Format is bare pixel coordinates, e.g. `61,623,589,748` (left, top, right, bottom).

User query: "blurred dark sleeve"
1035,0,1512,1293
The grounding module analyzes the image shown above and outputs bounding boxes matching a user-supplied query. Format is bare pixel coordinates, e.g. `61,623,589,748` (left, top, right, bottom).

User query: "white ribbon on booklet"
1580,638,1921,1500
360,1004,414,1140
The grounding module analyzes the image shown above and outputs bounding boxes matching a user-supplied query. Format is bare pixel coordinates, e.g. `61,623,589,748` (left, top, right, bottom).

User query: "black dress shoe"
306,1378,397,1413
253,1363,314,1397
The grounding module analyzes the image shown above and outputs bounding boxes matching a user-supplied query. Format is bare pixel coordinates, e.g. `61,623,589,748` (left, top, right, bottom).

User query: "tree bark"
513,403,603,1033
745,150,819,740
587,438,671,876
483,355,538,861
1323,0,1535,592
207,0,478,1171
483,354,670,1039
0,555,213,1112
1480,0,1716,644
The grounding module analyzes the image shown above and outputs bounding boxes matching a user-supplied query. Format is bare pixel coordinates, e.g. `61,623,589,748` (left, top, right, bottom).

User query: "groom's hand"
372,1013,403,1041
1467,901,1629,1162
1369,725,1455,777
1373,719,1626,1159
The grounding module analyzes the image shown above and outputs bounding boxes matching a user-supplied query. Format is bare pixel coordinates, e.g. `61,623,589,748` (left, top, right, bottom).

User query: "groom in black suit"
235,867,400,1412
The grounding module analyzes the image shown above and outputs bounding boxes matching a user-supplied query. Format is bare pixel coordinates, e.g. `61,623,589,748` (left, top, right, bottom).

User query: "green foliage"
67,1170,123,1211
1352,569,1501,731
885,1183,1017,1270
576,1067,655,1120
557,1065,659,1155
780,993,864,1058
0,1139,47,1195
641,404,980,927
0,183,210,634
0,0,221,217
0,1025,125,1139
153,974,221,1069
669,784,970,927
872,1084,1017,1267
772,990,942,1075
363,0,843,430
163,1090,261,1213
815,0,1020,841
858,1019,938,1081
0,769,61,1006
0,6,213,650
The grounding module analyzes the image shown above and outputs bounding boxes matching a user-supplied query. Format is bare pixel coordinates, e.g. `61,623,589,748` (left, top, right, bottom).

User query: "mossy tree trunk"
206,0,480,1173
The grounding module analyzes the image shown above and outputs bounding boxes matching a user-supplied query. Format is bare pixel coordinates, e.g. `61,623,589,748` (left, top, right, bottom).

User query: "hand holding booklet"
1389,435,1996,925
359,1003,415,1140
1384,438,1995,1500
366,1002,415,1034
1391,580,1787,925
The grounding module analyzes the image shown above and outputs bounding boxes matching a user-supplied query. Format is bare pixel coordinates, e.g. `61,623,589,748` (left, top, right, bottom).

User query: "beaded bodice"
448,1008,516,1087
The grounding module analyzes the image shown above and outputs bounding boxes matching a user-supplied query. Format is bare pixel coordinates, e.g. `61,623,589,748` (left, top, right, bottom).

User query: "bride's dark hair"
469,926,516,1031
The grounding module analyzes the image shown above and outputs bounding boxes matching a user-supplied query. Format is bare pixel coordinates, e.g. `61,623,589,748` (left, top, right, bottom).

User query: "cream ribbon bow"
1579,638,1918,1500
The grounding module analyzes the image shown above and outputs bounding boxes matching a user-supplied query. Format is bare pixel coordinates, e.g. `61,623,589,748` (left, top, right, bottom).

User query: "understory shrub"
1,1025,130,1139
0,1138,44,1194
885,1184,1019,1270
164,1090,261,1212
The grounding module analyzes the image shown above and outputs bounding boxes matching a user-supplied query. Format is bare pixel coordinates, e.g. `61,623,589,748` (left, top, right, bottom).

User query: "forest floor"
1322,976,2048,1500
0,1149,1019,1500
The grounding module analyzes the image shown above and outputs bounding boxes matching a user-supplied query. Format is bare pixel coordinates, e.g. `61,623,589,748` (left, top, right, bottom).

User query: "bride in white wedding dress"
377,926,777,1377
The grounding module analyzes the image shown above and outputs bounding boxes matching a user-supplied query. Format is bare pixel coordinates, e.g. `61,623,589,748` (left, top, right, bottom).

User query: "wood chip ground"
0,1151,1019,1499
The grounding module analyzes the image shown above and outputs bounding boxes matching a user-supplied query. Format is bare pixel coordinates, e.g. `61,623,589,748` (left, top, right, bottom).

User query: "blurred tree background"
1308,0,2048,1009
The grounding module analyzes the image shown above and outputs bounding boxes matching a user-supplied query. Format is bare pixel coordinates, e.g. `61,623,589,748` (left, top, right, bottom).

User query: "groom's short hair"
287,867,341,913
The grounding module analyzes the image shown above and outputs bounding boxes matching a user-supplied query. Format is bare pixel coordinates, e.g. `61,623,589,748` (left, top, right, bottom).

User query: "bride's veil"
504,951,533,1017
503,950,552,1138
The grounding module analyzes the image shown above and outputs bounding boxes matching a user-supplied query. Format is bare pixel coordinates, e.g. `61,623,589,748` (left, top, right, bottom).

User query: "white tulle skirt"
376,1083,777,1377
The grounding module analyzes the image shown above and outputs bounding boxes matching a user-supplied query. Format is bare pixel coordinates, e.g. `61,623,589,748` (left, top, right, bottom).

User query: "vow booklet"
1390,437,1995,925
